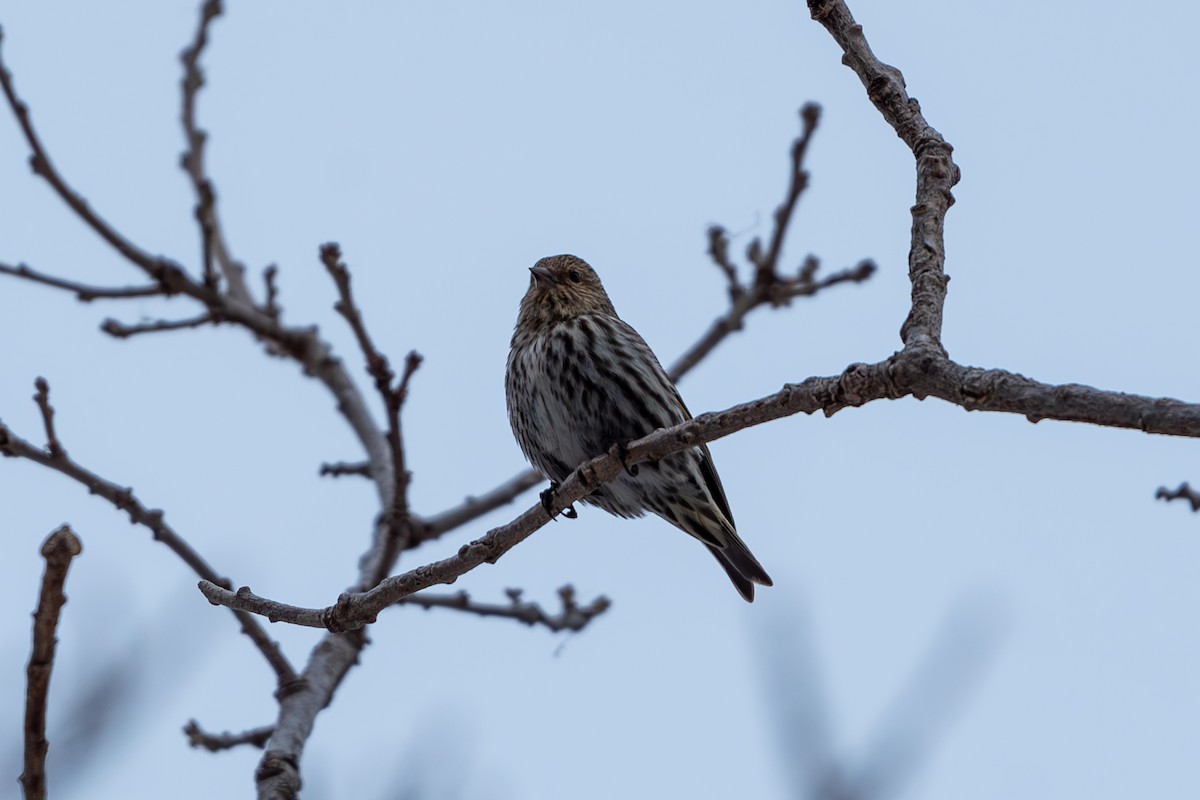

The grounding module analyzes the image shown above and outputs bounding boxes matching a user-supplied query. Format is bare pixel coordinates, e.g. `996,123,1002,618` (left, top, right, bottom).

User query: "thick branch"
21,525,82,800
808,0,957,351
399,586,610,633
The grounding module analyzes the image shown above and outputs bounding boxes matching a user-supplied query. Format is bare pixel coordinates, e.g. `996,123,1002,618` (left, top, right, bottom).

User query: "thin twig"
1156,481,1200,512
179,0,253,302
21,525,83,800
319,460,372,479
262,265,280,320
0,389,298,689
400,585,610,633
184,720,274,752
32,377,63,459
101,312,220,339
0,30,194,292
0,261,166,302
751,102,822,278
320,243,422,587
669,257,875,381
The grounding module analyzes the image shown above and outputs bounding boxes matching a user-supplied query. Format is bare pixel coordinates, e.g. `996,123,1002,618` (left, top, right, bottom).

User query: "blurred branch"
184,720,274,753
320,460,372,479
1,379,299,689
101,312,220,339
400,585,610,633
1156,481,1200,512
0,261,166,302
759,597,1006,800
21,525,83,800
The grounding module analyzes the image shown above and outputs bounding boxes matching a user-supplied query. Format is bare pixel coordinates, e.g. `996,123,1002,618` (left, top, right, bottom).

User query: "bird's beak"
529,265,559,288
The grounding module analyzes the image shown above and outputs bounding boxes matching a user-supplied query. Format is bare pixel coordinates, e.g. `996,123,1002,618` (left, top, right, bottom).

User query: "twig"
101,312,220,339
32,377,63,458
1156,481,1200,512
21,525,83,800
0,29,194,293
320,243,422,587
319,460,372,479
184,720,274,752
179,0,253,302
399,586,610,633
669,257,875,381
750,102,822,278
0,261,166,302
707,225,742,301
0,389,298,689
262,265,280,320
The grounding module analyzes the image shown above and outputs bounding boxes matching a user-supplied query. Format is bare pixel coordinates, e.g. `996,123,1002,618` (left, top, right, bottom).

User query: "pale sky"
2,1,1199,798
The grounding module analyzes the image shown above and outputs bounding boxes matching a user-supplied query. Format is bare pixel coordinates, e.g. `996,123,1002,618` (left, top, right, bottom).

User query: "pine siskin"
506,254,773,601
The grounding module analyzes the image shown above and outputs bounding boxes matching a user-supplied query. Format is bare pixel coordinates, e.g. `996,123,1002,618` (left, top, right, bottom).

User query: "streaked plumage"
505,254,773,601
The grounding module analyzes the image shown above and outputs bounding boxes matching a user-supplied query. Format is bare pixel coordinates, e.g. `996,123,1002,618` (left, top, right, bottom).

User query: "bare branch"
669,257,875,381
184,720,274,753
1156,482,1200,512
808,0,956,351
0,390,298,689
0,30,194,292
752,102,821,277
179,0,253,302
21,525,83,800
101,312,219,339
0,261,166,302
320,243,422,587
399,585,610,633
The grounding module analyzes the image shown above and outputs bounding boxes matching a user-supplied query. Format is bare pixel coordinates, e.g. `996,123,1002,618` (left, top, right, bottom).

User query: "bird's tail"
707,532,773,603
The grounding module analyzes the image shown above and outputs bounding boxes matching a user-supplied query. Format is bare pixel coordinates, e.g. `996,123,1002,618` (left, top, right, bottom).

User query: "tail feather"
710,530,773,602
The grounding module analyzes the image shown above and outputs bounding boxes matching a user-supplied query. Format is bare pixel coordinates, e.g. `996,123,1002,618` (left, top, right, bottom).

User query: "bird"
505,254,773,601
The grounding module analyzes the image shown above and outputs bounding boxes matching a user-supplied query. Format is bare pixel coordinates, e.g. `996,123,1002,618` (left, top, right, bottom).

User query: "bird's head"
516,254,617,329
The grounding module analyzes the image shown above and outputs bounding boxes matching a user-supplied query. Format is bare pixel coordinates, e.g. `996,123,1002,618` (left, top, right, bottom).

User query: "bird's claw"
614,441,639,477
540,481,578,520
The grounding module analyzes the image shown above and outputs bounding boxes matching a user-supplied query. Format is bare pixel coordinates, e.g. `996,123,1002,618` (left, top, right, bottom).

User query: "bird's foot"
540,481,578,520
612,441,639,477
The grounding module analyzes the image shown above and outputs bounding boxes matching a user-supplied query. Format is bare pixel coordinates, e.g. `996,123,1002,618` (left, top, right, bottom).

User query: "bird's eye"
567,270,582,284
